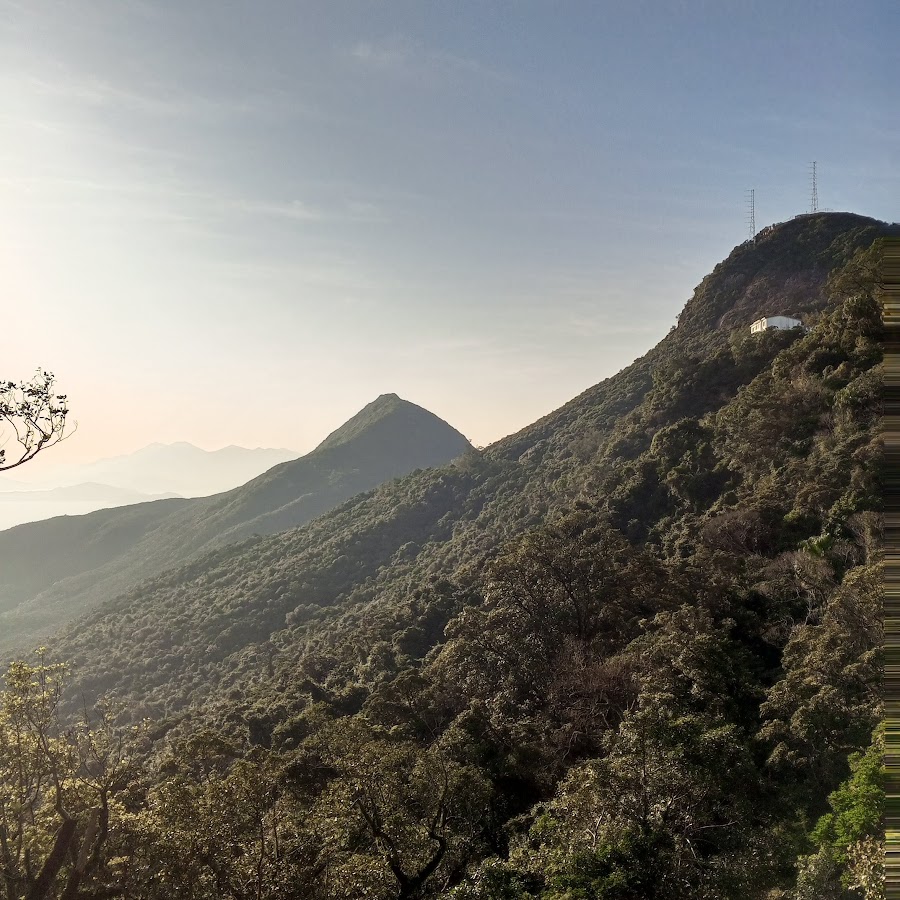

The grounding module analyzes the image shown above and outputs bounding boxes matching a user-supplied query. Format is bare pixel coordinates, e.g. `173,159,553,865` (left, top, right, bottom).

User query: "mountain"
14,212,895,898
0,394,471,646
11,442,300,497
44,212,893,713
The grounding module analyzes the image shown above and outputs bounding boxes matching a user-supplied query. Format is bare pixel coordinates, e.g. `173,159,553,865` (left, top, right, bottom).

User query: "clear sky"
2,1,897,465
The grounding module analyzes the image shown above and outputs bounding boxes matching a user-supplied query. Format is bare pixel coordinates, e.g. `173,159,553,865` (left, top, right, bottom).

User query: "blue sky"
1,0,897,462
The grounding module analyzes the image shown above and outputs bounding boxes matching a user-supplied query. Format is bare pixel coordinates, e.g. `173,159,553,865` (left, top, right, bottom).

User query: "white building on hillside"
750,315,803,334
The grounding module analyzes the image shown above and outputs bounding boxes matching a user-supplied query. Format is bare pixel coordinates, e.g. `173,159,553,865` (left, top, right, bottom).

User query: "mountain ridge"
15,211,890,898
41,211,896,724
0,395,471,647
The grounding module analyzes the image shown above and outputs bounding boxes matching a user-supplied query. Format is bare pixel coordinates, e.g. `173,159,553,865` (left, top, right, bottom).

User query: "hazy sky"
2,1,897,465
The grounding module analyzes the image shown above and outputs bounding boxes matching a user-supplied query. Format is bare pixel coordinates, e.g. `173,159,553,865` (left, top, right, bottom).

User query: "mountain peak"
314,395,469,456
675,211,898,335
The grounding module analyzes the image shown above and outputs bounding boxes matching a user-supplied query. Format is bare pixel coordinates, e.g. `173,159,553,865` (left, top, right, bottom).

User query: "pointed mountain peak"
314,395,471,457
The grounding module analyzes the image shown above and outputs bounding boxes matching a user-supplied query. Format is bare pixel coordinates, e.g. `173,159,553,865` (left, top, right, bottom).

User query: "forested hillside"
0,394,470,647
5,213,891,899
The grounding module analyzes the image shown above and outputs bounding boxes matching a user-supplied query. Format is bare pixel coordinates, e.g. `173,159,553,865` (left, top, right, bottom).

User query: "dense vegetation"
2,213,892,898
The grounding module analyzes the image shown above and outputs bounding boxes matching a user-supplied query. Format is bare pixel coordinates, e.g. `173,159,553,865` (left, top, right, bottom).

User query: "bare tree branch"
0,371,73,472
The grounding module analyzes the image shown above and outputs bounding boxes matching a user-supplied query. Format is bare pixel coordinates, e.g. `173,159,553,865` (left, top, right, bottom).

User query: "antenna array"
746,189,756,242
809,161,818,213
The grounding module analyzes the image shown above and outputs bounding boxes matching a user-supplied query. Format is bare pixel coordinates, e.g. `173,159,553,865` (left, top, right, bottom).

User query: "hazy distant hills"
0,476,31,492
6,442,300,498
0,483,178,532
0,443,298,530
0,394,471,646
0,483,170,503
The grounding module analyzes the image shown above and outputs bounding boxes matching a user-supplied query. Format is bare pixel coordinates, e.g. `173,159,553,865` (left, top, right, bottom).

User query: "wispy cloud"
0,170,390,230
12,70,308,122
228,196,389,225
346,37,513,86
349,41,405,70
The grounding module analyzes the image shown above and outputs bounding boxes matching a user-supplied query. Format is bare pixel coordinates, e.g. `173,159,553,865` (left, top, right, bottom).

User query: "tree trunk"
60,809,101,900
27,818,76,900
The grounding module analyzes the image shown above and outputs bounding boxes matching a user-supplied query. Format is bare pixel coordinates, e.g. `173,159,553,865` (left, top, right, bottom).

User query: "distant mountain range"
4,442,300,498
0,394,471,647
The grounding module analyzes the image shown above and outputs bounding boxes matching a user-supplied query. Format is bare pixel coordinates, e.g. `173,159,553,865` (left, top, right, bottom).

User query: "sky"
1,0,897,467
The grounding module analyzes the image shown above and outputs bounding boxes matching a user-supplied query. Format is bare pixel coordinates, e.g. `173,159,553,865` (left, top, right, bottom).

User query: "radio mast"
746,189,756,242
809,161,818,213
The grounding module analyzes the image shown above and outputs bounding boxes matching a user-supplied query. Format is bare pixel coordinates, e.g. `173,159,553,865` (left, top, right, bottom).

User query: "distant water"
0,500,118,531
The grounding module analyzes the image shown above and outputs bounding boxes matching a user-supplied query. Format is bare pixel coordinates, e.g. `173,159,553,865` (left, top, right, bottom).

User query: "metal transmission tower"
809,161,818,213
746,189,756,242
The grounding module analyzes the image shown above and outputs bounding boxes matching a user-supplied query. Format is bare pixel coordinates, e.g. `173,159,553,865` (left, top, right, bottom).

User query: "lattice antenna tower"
809,161,818,213
746,189,756,242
